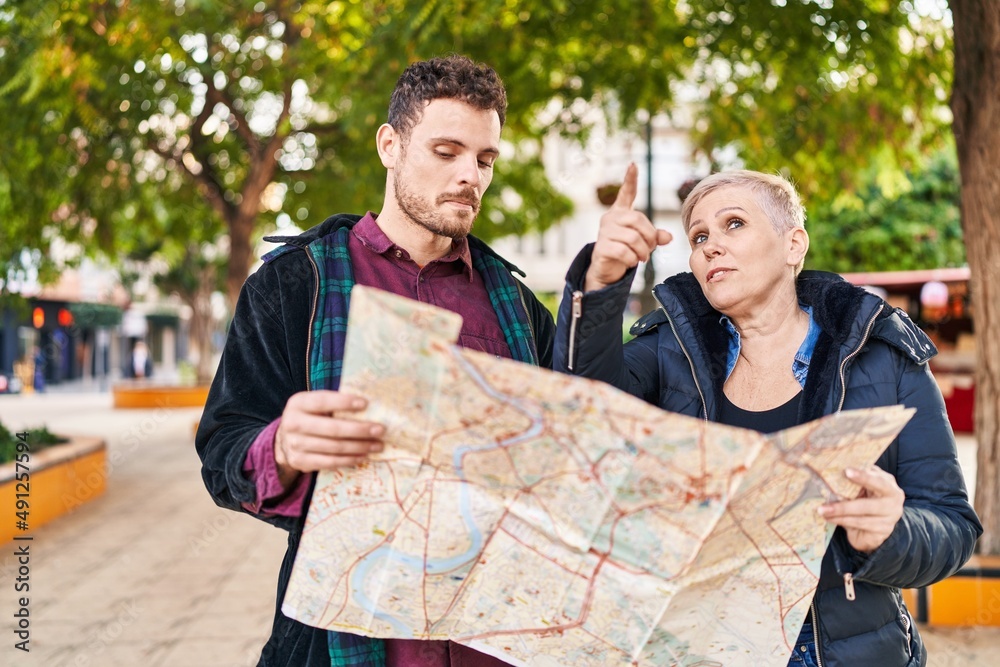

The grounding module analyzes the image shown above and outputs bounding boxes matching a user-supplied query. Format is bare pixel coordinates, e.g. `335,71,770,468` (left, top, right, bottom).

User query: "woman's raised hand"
584,163,673,293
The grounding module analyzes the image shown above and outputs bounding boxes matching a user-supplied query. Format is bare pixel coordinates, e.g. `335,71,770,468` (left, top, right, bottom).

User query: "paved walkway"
0,392,286,667
0,391,997,666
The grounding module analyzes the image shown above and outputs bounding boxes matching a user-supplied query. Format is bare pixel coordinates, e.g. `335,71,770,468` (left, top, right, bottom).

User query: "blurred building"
0,257,184,392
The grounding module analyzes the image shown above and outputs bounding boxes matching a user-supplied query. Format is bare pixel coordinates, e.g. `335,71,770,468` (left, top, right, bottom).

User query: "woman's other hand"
818,466,905,554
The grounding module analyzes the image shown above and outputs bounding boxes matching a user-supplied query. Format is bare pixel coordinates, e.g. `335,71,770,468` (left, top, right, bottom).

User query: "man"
195,56,554,666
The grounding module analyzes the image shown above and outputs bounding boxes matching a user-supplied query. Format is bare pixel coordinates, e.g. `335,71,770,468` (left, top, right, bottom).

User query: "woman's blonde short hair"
681,170,806,234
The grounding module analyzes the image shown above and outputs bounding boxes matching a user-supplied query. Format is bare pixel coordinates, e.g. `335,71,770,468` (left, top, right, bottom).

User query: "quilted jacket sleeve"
553,244,661,405
837,345,982,589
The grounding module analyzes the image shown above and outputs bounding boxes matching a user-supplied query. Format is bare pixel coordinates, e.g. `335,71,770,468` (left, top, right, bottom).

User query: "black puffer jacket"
554,245,981,667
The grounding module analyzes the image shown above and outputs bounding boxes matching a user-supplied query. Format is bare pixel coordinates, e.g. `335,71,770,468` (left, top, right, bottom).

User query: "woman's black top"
718,390,802,433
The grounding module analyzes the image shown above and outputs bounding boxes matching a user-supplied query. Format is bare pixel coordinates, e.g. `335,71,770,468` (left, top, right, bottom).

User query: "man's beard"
394,171,481,240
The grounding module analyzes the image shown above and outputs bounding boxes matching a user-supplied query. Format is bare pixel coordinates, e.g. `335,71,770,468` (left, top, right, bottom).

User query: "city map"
282,286,914,666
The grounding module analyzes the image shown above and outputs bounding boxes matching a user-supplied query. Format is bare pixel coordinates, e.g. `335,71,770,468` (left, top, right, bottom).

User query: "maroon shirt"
349,212,513,356
243,212,514,666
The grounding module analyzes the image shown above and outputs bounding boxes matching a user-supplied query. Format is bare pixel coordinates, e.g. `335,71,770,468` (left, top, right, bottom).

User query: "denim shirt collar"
722,305,819,388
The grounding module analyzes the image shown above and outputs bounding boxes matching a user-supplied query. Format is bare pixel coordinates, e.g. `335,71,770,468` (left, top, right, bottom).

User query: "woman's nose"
702,237,724,257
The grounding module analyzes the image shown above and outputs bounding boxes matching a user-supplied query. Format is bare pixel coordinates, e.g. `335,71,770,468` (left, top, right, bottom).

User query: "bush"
0,422,16,464
0,421,68,465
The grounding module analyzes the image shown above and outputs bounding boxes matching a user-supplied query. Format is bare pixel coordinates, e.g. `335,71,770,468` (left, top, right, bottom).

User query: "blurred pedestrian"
130,340,152,379
32,345,45,393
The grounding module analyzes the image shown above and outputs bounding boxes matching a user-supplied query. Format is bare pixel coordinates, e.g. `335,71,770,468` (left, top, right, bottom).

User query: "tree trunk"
185,263,220,385
226,212,257,314
950,0,1000,553
224,118,285,313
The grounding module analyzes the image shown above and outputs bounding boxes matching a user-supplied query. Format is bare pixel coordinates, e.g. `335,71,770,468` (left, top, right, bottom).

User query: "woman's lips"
707,268,734,283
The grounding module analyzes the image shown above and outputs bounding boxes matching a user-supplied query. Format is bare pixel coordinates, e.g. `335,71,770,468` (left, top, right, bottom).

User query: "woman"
554,166,981,666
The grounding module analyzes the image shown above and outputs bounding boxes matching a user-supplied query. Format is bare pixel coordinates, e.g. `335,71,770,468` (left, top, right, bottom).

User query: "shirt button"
799,646,807,652
394,250,402,258
419,276,425,283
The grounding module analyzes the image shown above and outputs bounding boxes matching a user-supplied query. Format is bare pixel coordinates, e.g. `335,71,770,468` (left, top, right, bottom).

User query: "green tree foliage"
807,148,964,272
0,0,963,304
684,0,953,201
0,0,688,306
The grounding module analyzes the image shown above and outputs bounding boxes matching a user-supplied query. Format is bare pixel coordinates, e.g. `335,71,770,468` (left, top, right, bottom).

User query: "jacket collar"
262,212,526,277
649,269,936,422
263,213,364,248
651,270,935,366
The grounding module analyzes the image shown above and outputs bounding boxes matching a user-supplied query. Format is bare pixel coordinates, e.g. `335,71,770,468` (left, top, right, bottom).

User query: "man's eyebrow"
430,137,500,155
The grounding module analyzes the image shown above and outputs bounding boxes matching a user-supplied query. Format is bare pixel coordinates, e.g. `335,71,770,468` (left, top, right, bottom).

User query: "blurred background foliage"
807,146,963,272
0,0,960,303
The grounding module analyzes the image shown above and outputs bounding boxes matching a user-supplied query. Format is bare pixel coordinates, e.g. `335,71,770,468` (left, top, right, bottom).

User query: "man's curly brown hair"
387,55,507,140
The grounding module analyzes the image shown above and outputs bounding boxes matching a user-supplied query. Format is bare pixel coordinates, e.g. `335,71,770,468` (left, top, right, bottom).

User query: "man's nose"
456,155,482,187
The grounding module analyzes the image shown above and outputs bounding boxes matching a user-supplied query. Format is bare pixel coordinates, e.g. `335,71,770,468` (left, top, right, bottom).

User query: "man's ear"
376,123,399,169
788,227,810,267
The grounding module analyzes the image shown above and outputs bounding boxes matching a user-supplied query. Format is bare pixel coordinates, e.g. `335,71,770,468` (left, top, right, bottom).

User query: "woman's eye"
728,218,745,229
692,233,707,245
436,152,454,159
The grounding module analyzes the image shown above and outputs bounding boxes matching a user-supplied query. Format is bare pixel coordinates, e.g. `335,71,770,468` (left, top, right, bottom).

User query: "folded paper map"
282,286,914,666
